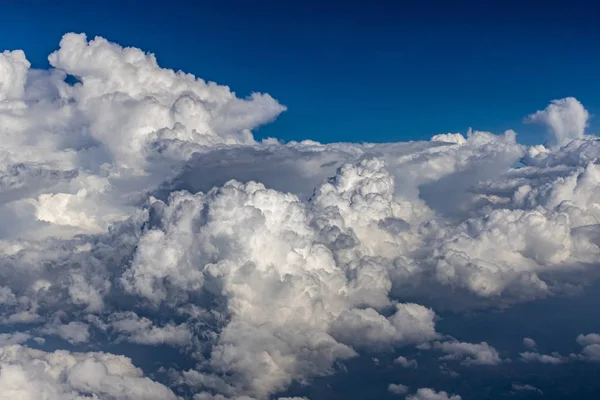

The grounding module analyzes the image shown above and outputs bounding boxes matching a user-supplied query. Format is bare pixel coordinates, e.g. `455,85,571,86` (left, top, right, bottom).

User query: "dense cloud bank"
0,33,599,399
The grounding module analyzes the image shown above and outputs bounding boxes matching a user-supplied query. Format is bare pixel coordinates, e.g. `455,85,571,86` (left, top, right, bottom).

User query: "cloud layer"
0,33,599,399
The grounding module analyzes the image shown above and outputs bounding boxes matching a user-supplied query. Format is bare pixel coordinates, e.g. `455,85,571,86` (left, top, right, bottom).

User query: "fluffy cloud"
41,320,90,344
522,337,536,349
108,312,193,347
388,383,409,395
0,345,179,400
394,355,418,368
0,50,30,101
433,341,502,366
524,97,589,146
0,332,30,347
1,32,600,400
576,333,600,361
406,388,461,400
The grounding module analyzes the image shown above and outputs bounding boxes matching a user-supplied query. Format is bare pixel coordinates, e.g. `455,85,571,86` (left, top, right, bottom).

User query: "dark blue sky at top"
2,0,599,144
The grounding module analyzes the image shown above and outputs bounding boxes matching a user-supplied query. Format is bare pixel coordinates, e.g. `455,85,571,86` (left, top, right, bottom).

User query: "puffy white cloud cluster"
524,97,589,146
0,32,285,238
0,32,599,399
0,345,179,400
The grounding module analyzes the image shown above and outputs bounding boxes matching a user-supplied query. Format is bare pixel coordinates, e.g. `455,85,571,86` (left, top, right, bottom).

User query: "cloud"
388,383,409,395
576,333,600,361
1,32,600,400
0,50,30,101
524,97,589,146
41,319,90,344
433,340,502,366
0,345,179,400
512,383,543,395
108,312,193,347
394,355,418,368
519,351,565,364
522,337,536,349
518,333,600,364
406,388,461,400
0,332,30,347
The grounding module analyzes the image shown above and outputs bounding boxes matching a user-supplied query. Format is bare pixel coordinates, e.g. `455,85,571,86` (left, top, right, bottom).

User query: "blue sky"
2,0,599,144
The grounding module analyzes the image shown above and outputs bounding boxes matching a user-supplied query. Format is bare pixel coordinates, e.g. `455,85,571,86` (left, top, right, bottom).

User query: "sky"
2,1,600,400
2,0,600,144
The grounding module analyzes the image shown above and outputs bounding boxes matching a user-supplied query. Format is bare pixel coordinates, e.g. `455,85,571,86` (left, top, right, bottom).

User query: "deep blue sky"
2,0,599,144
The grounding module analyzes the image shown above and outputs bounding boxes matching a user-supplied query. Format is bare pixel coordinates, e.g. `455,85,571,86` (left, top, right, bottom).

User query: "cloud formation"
525,97,589,146
0,345,179,400
406,388,461,400
0,32,599,399
433,340,502,365
388,383,409,395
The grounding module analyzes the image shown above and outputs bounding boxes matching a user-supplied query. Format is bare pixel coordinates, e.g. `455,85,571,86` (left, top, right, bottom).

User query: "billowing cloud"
524,97,590,146
0,345,179,400
576,333,600,361
0,32,599,400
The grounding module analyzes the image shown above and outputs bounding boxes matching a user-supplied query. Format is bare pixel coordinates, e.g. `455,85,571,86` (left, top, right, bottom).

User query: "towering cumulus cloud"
0,33,599,399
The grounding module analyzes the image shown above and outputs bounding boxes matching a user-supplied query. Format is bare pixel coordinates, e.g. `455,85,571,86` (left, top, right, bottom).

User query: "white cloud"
109,312,193,347
0,332,30,347
576,333,600,361
394,355,418,368
0,32,600,400
524,97,589,146
0,345,180,400
519,351,565,364
433,341,502,366
388,383,409,395
512,383,543,395
406,388,461,400
0,50,30,101
522,337,536,349
41,320,90,344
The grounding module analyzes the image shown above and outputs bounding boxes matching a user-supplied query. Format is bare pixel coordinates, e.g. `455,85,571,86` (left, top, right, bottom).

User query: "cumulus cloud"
0,345,179,400
41,319,90,344
406,388,461,400
0,332,30,347
522,337,536,349
433,341,502,366
394,355,418,368
1,32,600,400
388,383,409,395
108,312,193,347
524,97,589,146
576,333,600,361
